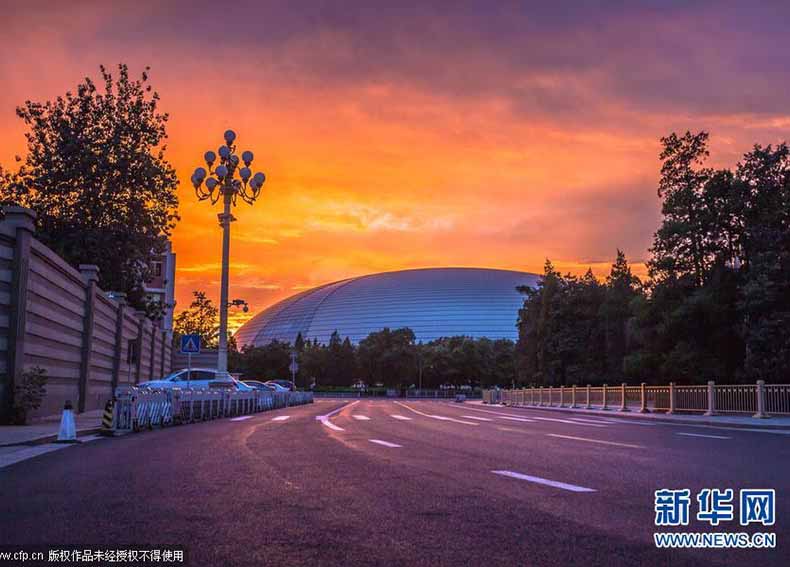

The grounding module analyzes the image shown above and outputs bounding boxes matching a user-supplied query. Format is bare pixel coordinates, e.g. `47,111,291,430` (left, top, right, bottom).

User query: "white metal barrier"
111,386,313,433
483,381,790,418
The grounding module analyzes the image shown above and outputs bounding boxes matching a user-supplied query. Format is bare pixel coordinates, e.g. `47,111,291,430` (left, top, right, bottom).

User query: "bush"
13,366,47,424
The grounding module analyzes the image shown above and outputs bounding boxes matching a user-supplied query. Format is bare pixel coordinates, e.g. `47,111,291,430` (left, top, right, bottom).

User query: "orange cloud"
1,2,789,324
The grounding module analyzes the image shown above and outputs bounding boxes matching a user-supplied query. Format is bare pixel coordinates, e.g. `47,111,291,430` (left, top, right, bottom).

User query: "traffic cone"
56,400,78,443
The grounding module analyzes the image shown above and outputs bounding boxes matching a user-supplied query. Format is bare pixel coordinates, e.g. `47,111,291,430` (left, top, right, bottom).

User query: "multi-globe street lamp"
191,130,265,375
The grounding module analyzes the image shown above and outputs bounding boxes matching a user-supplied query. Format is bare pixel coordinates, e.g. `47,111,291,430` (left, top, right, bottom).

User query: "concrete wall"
0,207,172,419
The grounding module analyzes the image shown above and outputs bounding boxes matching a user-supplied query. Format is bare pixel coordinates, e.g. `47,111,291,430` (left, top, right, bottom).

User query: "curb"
476,402,790,431
0,426,105,448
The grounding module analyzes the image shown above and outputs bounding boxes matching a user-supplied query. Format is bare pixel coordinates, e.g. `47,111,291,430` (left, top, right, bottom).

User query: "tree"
600,250,641,380
230,341,291,380
173,291,219,349
357,328,416,388
649,131,712,286
0,64,179,310
736,144,790,381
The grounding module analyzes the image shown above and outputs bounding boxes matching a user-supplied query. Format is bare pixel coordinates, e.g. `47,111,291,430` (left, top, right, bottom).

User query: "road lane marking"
497,427,534,434
529,416,607,427
271,416,290,421
390,415,412,421
457,406,606,427
498,416,536,423
316,400,360,431
546,433,644,449
492,470,596,493
606,420,657,426
462,415,493,421
369,439,402,448
566,417,619,425
319,419,344,431
352,415,371,421
230,415,254,421
394,401,479,426
676,432,731,440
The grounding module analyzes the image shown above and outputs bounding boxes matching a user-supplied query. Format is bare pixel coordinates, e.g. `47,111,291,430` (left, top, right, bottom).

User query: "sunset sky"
2,1,789,331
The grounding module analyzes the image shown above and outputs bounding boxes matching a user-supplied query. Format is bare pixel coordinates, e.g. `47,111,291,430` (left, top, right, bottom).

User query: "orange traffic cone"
56,400,78,443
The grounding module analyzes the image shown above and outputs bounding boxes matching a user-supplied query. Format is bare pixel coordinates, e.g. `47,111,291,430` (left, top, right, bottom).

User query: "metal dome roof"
234,267,540,346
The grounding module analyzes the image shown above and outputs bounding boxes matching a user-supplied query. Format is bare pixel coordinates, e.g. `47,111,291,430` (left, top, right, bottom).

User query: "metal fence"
483,380,790,418
110,386,313,432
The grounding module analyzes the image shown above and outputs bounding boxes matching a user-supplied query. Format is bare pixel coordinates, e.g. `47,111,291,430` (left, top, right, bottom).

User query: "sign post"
289,350,299,389
180,334,201,388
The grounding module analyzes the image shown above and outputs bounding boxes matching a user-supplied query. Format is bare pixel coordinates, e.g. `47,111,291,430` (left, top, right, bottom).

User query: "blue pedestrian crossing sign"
180,334,201,354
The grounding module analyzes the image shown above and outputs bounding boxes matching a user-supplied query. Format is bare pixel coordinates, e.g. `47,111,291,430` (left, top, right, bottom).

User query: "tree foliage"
173,291,219,349
516,256,638,385
228,327,517,389
518,131,790,385
0,64,179,310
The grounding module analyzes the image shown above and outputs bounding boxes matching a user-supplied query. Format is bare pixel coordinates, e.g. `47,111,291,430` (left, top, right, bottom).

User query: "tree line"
173,297,515,389
516,132,790,386
233,328,516,390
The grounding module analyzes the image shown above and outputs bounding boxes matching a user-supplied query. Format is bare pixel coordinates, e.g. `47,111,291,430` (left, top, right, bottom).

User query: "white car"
138,368,254,391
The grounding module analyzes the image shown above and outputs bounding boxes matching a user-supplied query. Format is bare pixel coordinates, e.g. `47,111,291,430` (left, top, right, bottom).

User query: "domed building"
234,267,540,347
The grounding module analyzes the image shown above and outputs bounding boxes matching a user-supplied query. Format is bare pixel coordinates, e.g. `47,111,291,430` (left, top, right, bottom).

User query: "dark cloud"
8,0,790,127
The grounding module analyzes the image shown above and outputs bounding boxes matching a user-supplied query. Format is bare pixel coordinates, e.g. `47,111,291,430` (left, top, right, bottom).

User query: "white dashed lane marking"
676,432,731,440
461,415,493,421
271,416,290,421
230,416,254,422
394,402,479,426
546,433,644,449
492,470,596,493
390,415,412,421
368,439,403,448
352,415,371,421
498,416,536,423
457,406,607,427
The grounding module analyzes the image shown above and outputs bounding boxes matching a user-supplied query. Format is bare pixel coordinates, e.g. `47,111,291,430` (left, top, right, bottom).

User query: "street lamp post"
191,130,265,375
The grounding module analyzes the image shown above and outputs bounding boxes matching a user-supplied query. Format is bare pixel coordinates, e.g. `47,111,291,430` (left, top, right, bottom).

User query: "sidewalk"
472,401,790,430
0,409,104,446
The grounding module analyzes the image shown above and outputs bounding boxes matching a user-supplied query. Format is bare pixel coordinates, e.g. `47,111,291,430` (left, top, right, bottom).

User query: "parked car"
242,380,277,392
138,368,254,391
264,381,291,393
269,379,296,391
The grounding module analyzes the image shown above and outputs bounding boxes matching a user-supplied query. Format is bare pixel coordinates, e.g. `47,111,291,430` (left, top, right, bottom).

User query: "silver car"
138,368,253,391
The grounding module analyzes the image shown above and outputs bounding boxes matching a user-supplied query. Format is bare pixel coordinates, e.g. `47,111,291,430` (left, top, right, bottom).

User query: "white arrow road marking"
369,439,402,448
492,470,596,493
230,415,254,422
316,400,360,432
546,433,644,449
676,432,731,440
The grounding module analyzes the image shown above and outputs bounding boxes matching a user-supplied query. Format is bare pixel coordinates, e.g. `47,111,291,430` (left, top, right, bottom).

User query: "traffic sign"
180,334,201,354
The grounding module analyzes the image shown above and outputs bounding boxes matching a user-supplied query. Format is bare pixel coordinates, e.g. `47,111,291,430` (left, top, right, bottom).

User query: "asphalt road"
1,399,788,567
